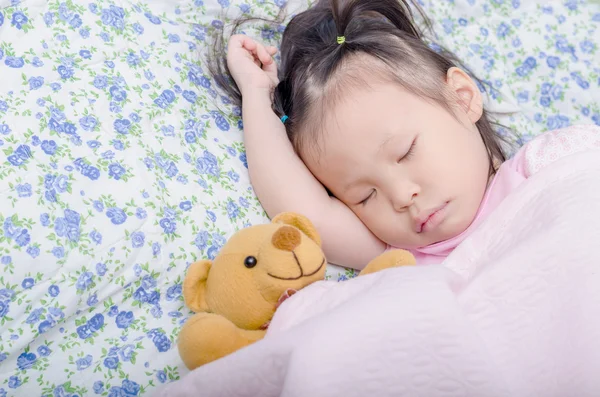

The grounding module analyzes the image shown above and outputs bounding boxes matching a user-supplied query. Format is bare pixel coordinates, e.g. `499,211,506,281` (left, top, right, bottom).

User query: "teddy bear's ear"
183,260,212,312
271,212,321,247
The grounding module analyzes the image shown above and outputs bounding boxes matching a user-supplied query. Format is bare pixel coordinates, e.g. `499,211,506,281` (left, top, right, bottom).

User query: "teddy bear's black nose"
272,226,301,252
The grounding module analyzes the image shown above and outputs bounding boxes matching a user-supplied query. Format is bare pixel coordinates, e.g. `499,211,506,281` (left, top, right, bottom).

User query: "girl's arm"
242,91,386,269
226,34,385,269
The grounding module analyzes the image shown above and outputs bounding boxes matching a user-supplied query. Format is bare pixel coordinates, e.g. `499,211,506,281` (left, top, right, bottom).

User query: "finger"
229,34,257,56
239,39,261,67
266,46,278,55
229,34,250,50
263,60,278,84
240,36,258,52
263,58,278,75
254,42,274,66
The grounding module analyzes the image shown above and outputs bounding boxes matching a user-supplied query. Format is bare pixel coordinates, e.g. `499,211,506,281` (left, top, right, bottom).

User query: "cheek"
458,138,491,208
420,130,489,193
446,126,488,168
353,204,390,234
466,134,492,179
412,136,459,181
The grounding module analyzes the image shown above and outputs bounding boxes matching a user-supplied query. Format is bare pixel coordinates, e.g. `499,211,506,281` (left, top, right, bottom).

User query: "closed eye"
398,138,417,162
359,189,375,205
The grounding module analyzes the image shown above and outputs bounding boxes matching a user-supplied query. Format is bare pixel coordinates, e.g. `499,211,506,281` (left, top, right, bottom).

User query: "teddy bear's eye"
244,256,257,269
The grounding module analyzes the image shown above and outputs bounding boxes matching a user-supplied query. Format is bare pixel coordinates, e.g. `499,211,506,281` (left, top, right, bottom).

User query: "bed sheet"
0,0,598,396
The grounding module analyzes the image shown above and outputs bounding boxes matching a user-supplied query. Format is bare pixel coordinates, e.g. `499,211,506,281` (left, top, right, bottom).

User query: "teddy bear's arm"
179,312,266,370
359,249,416,277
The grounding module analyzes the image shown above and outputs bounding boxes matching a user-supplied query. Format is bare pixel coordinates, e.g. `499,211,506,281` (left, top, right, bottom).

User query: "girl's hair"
210,0,507,173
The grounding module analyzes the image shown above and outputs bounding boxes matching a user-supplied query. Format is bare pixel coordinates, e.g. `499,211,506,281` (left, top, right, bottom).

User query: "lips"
414,203,448,233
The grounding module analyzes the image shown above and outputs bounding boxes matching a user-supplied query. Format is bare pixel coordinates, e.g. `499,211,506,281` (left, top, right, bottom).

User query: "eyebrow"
378,134,395,155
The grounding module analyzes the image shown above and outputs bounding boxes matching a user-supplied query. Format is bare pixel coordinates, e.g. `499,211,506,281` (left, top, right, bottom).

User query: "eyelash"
359,190,375,206
399,139,417,163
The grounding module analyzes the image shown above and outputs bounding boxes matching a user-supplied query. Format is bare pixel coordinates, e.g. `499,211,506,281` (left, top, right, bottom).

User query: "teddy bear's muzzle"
267,257,325,281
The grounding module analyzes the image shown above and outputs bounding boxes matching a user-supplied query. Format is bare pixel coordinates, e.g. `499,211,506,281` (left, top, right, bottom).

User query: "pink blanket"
156,151,600,397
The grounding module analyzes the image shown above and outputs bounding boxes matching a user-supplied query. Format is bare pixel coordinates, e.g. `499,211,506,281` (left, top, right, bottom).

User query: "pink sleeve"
506,125,600,178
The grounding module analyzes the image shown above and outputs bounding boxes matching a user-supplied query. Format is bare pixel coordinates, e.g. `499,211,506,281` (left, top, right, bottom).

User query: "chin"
442,217,471,241
426,221,466,247
421,234,449,248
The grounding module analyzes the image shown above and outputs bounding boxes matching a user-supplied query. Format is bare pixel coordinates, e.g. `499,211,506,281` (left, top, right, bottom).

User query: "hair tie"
336,36,346,45
280,115,289,124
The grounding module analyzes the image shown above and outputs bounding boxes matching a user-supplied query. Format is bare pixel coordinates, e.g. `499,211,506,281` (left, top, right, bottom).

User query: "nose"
272,226,301,251
390,183,419,212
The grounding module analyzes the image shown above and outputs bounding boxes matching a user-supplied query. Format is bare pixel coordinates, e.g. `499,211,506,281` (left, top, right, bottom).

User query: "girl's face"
303,68,491,249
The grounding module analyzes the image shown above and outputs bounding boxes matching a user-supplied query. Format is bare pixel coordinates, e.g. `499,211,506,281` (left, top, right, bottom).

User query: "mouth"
414,202,449,234
268,254,325,281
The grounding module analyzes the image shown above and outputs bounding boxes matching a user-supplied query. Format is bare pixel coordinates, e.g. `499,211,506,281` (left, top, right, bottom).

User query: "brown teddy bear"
177,212,415,370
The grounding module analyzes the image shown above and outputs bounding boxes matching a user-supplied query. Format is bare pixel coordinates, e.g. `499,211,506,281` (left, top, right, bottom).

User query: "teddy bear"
177,212,416,370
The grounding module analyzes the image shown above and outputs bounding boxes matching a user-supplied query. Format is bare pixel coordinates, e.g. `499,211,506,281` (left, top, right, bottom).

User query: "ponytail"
331,0,423,41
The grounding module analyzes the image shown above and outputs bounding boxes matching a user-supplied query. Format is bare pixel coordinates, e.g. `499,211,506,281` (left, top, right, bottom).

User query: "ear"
183,260,212,312
271,212,321,247
446,67,483,124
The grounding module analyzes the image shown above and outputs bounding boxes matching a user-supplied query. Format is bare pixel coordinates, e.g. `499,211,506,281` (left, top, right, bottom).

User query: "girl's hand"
227,34,279,96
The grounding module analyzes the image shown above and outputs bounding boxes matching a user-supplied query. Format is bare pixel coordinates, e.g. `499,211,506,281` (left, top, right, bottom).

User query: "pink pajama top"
389,125,600,265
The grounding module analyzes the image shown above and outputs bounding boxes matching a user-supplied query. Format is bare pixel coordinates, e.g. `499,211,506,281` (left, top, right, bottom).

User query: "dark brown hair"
210,0,508,173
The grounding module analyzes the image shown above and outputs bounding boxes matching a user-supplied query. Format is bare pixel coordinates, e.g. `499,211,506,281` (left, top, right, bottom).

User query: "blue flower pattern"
422,1,600,144
0,0,598,395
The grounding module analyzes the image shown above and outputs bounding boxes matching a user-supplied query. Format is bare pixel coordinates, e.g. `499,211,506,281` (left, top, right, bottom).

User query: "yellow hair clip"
336,36,346,45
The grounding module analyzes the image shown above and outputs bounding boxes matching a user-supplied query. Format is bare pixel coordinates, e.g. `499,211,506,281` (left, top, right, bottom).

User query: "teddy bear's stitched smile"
267,252,325,281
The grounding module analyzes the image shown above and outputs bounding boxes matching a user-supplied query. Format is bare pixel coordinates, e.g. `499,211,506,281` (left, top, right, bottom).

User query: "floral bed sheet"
0,0,598,395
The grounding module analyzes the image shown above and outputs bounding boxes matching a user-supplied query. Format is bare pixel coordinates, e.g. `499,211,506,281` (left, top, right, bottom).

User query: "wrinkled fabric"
157,150,600,397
